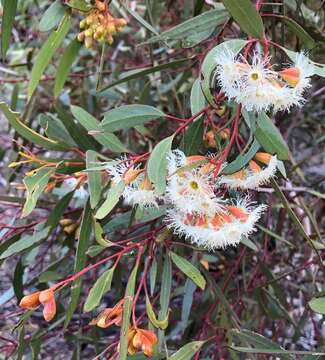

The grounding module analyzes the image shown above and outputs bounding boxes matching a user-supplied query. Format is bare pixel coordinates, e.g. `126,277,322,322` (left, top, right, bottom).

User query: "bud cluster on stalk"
77,0,127,48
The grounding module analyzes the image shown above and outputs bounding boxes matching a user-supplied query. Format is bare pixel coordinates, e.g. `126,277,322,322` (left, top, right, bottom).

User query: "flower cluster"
105,150,277,250
78,0,127,48
215,48,314,113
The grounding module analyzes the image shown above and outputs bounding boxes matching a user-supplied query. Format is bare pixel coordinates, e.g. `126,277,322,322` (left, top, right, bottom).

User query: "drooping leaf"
145,7,228,46
254,113,289,160
308,297,325,314
95,181,125,220
170,252,206,290
146,295,168,330
0,227,50,260
83,267,114,312
22,167,56,218
1,0,18,58
39,0,66,32
0,102,69,151
101,105,165,132
281,16,315,49
65,201,92,327
28,14,71,99
169,341,206,360
222,0,264,39
222,138,260,175
54,38,81,97
70,105,129,152
86,150,102,209
147,135,174,194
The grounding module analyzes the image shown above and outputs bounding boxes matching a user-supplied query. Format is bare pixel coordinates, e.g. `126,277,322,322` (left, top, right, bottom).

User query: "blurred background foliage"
0,0,325,359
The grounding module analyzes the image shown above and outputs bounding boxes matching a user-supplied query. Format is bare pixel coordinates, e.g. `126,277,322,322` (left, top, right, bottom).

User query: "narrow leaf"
1,0,18,58
170,252,206,290
95,181,125,220
86,151,102,209
39,0,66,32
169,341,206,360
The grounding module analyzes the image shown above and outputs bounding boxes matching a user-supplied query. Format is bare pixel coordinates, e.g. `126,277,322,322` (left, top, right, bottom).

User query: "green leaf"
222,0,264,39
1,0,18,58
95,181,125,220
13,260,24,302
170,252,206,290
86,151,102,209
83,267,114,312
99,58,192,92
0,102,69,151
101,105,165,132
54,39,81,97
39,114,77,147
182,118,204,156
65,201,92,327
146,295,168,330
231,329,294,360
39,0,66,32
281,17,315,49
147,135,174,194
70,105,129,153
201,39,247,107
222,138,260,175
254,113,289,160
309,297,325,314
28,14,71,99
190,79,206,116
119,262,139,360
55,104,100,152
145,7,228,45
169,341,206,360
22,167,56,218
66,0,92,12
0,227,50,260
230,347,324,357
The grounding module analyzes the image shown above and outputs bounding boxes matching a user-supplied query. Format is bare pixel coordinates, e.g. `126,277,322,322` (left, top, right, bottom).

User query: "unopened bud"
39,289,54,304
123,168,142,185
43,296,56,322
215,104,226,117
19,291,41,310
85,37,93,48
279,67,300,87
248,160,262,174
77,32,85,42
254,152,272,165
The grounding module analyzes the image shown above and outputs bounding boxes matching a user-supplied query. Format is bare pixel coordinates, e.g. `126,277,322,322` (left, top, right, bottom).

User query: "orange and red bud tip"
254,152,273,165
279,67,300,87
90,299,124,328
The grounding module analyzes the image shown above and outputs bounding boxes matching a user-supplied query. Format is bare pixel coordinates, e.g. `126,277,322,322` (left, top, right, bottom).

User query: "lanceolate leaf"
281,17,315,49
145,7,228,45
86,150,102,209
65,201,92,327
222,0,264,39
0,102,69,150
70,105,129,153
101,105,165,132
83,267,114,312
147,135,174,194
169,341,206,360
146,295,168,330
54,38,81,97
28,14,71,99
39,0,66,32
254,113,289,160
170,252,206,290
1,0,18,58
22,167,56,218
309,297,325,315
95,181,125,220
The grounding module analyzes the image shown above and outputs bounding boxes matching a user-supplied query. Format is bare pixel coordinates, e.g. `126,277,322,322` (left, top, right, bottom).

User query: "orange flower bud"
219,128,230,140
200,259,209,271
279,67,300,87
90,299,124,328
205,130,216,148
39,289,54,304
186,155,206,164
42,297,56,322
115,18,127,28
227,206,249,222
19,291,41,310
248,160,262,174
254,152,272,165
